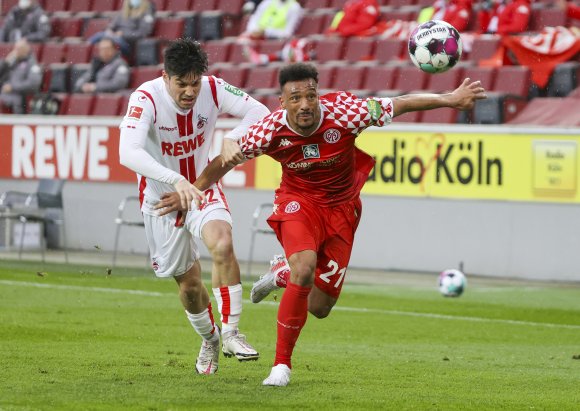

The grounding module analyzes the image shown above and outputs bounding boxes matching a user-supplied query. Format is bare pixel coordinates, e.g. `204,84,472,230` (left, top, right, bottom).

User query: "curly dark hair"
279,63,319,89
163,38,208,78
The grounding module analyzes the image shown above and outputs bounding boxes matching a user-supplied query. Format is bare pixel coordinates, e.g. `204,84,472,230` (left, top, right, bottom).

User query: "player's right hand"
220,138,244,168
173,178,204,211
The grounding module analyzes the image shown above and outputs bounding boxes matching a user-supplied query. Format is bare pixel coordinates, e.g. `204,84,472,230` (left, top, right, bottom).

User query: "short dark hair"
279,63,319,89
164,38,208,78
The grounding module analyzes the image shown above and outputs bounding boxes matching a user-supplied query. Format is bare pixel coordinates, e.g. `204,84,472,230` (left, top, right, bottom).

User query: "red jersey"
239,92,394,206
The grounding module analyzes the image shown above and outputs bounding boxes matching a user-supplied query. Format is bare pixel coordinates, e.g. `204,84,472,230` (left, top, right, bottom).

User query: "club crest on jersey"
302,144,320,159
128,106,143,119
197,115,208,129
323,128,341,144
285,201,300,214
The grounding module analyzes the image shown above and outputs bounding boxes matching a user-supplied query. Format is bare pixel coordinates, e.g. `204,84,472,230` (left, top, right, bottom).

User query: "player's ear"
279,96,285,109
162,70,169,84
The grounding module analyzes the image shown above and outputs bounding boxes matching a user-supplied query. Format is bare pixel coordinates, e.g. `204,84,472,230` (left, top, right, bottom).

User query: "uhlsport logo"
302,144,320,159
284,201,300,213
323,128,341,144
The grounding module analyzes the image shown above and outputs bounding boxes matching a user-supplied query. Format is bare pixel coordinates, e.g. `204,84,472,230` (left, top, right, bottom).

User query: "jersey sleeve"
238,110,286,160
214,77,270,141
119,90,156,131
324,91,393,135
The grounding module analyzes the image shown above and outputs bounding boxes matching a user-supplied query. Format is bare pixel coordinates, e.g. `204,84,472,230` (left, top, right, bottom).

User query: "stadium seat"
182,14,198,38
302,0,330,9
151,0,167,10
312,38,345,63
567,86,580,99
68,0,93,13
154,18,185,40
262,94,281,112
129,66,163,90
529,8,567,32
493,66,531,98
507,97,569,125
222,13,248,38
193,0,218,12
257,39,286,56
204,39,232,63
393,65,428,92
424,67,464,93
466,36,501,64
198,12,223,41
43,0,70,14
91,0,119,13
118,94,131,116
333,65,366,90
343,37,376,63
51,17,84,38
82,18,110,40
317,65,336,90
395,111,422,123
165,0,192,10
92,93,123,116
547,61,580,97
228,42,250,64
374,38,406,64
217,65,248,88
65,94,95,115
134,38,160,66
360,65,399,93
216,0,245,14
64,43,93,64
40,42,66,64
462,66,496,91
421,107,458,124
244,66,278,91
294,14,327,36
47,64,71,93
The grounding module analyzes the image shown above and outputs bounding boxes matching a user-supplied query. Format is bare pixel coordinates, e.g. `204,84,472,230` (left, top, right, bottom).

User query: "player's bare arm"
391,78,487,117
220,138,244,167
173,178,205,211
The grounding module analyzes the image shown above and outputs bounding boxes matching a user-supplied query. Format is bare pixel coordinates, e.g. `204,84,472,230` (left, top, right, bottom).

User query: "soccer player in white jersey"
118,38,270,375
157,62,486,385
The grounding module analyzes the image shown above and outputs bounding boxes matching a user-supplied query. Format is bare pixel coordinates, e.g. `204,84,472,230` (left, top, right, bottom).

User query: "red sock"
274,281,311,368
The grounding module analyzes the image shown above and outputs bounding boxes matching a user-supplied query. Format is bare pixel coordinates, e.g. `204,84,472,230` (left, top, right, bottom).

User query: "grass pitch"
1,259,579,410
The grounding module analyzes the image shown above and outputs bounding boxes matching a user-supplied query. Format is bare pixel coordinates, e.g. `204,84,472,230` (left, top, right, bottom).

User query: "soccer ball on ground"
438,269,466,297
408,20,462,74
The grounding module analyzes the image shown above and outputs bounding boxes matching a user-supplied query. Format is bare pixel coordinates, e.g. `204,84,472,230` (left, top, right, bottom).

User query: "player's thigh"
143,213,198,278
188,201,232,241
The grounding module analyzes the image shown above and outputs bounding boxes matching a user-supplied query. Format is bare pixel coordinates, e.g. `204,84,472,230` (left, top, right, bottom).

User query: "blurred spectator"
556,0,580,20
89,0,155,57
0,0,50,43
418,0,473,32
241,0,303,40
326,0,380,37
0,39,42,114
245,38,314,65
477,0,531,35
74,38,130,94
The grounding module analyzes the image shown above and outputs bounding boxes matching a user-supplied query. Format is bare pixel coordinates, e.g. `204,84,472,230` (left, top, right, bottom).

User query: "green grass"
1,259,579,410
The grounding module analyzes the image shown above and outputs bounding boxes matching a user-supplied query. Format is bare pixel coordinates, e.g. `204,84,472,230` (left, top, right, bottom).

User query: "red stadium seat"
493,66,531,98
83,18,110,40
395,111,422,123
529,8,567,32
192,0,218,12
333,65,367,90
64,43,93,64
312,38,345,63
328,0,348,9
244,66,278,91
51,17,84,38
215,0,245,14
343,37,376,63
257,39,286,56
374,38,406,64
65,94,95,115
151,0,168,10
393,65,428,92
92,93,123,116
118,94,131,116
1,0,18,16
424,67,464,92
294,14,327,36
129,66,162,90
262,94,281,112
302,0,330,9
165,0,192,10
217,65,248,88
68,0,93,13
228,42,249,64
154,18,185,41
421,107,458,124
317,65,336,90
463,66,496,91
361,65,399,93
91,0,119,13
204,39,232,63
40,42,67,64
466,36,501,63
43,0,70,14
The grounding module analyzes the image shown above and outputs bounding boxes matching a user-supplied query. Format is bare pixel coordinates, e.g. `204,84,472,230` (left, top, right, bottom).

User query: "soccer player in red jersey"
157,62,487,386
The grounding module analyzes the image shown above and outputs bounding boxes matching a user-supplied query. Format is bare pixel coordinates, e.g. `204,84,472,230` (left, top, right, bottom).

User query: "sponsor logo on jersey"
323,128,341,143
161,132,205,156
366,100,381,122
197,115,208,129
302,144,320,159
279,138,292,147
285,201,300,213
159,125,178,131
128,106,143,119
225,84,244,97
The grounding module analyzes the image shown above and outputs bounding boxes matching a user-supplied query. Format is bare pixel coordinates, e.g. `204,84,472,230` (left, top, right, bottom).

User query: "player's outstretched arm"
391,78,487,117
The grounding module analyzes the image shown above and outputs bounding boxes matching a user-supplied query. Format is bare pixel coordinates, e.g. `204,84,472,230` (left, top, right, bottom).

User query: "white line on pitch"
2,280,580,330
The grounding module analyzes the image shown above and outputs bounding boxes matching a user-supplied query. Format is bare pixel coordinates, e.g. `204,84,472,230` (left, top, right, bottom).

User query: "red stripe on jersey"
135,90,157,123
208,76,219,108
216,182,229,211
187,155,196,183
219,286,231,323
187,110,193,136
138,176,147,207
176,111,194,137
177,113,186,137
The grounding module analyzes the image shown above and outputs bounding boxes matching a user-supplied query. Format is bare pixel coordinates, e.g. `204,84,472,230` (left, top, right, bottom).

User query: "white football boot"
222,330,260,361
195,328,220,375
250,254,288,303
263,364,292,386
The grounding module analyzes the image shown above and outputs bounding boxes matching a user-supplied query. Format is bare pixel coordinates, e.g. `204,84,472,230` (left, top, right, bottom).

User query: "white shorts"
143,201,232,278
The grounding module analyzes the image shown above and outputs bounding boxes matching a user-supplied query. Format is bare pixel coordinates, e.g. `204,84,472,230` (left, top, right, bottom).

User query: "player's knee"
208,236,234,262
289,260,316,286
309,305,332,319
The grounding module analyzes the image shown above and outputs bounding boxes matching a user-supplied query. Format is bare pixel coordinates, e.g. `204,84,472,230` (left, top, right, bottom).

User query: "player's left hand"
451,78,487,110
220,138,244,167
155,192,188,222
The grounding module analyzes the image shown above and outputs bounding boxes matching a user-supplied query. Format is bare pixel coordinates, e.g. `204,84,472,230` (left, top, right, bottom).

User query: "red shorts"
267,194,362,299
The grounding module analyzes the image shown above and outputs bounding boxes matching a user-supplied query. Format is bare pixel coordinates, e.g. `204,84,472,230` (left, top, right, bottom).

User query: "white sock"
212,284,242,337
185,305,218,342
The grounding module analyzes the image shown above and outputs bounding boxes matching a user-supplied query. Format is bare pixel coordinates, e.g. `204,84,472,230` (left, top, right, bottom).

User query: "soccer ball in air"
408,20,462,74
438,269,466,297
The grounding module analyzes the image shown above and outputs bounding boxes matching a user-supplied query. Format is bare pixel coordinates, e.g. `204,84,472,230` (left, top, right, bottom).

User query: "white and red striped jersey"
119,76,269,215
239,91,394,206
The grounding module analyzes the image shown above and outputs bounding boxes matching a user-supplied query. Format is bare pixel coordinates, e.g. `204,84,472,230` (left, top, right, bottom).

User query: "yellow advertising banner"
254,128,580,203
